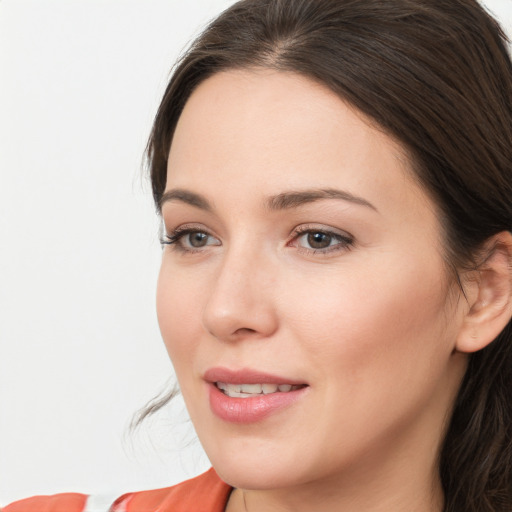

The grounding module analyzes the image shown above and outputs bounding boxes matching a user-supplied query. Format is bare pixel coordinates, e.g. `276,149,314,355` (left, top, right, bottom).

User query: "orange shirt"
2,468,233,512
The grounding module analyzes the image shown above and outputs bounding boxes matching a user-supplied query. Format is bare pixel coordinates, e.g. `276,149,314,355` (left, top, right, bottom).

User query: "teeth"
262,383,279,394
242,384,263,394
216,382,301,398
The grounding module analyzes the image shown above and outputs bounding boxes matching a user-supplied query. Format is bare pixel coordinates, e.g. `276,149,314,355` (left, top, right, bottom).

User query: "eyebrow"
266,188,377,211
159,189,213,212
159,187,377,213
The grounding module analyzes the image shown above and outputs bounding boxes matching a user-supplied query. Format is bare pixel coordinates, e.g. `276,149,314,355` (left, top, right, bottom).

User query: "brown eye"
188,232,209,247
294,228,353,254
307,232,332,249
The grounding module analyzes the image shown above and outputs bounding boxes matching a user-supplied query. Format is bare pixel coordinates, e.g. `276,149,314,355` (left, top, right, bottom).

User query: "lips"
204,367,309,423
204,367,307,386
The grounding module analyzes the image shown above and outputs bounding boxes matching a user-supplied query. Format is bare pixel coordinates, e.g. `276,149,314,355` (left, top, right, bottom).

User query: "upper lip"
204,367,307,386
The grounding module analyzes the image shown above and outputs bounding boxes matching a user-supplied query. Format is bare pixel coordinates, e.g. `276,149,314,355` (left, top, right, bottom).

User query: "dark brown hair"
144,1,512,510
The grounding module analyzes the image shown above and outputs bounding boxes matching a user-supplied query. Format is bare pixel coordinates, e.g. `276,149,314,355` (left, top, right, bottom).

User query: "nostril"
234,327,257,335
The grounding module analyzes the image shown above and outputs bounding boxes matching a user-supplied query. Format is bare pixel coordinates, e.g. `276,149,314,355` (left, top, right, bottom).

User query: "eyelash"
160,225,354,255
160,225,217,253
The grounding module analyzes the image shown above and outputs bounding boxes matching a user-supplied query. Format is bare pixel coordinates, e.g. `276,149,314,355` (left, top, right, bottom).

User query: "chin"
214,462,301,491
202,435,319,491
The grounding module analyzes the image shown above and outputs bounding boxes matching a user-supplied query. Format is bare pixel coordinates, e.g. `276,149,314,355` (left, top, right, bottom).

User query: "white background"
1,0,511,506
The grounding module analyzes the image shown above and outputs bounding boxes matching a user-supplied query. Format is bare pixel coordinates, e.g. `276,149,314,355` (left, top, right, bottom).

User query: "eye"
183,231,211,248
161,226,221,252
290,226,354,254
301,232,336,250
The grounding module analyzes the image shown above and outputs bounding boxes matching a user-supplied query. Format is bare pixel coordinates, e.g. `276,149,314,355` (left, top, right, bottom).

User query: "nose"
202,247,279,342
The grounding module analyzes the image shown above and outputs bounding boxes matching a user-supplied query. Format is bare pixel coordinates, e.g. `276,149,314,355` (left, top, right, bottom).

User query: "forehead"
166,69,432,221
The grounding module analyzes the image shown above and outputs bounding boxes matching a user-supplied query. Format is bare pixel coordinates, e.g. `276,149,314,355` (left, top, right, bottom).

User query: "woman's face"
157,70,467,491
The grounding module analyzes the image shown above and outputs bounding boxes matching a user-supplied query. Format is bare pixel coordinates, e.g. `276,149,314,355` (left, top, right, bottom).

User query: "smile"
215,382,305,398
204,367,309,423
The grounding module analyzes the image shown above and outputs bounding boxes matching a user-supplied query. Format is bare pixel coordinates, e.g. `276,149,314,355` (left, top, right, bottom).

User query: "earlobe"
456,231,512,354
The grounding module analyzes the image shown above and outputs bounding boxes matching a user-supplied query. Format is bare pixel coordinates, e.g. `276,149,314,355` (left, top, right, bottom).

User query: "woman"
4,0,512,511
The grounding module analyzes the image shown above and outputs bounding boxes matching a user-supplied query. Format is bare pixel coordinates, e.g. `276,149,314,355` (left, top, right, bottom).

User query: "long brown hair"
144,1,512,510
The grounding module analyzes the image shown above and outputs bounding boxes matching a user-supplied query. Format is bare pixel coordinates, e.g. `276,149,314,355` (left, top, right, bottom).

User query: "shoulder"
2,493,87,512
125,467,233,512
1,469,233,512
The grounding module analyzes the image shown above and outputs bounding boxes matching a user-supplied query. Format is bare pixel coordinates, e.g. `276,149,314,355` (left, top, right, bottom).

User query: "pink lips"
204,367,308,424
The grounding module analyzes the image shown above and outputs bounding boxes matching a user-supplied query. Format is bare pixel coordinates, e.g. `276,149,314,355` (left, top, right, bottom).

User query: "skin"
157,69,471,512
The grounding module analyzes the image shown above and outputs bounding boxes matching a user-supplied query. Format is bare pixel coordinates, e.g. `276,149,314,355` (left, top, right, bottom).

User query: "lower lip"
208,383,308,424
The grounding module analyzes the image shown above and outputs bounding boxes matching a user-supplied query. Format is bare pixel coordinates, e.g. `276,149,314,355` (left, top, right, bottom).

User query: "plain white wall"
0,0,511,505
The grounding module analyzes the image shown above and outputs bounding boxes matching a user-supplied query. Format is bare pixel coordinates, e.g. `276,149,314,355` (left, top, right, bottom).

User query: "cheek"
282,256,455,387
156,262,204,368
277,258,459,452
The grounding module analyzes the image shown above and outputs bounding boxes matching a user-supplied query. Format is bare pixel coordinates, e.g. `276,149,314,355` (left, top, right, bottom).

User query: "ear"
456,231,512,353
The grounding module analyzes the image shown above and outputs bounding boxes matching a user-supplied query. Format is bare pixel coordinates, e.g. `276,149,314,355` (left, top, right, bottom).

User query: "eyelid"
161,222,213,239
291,223,354,239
